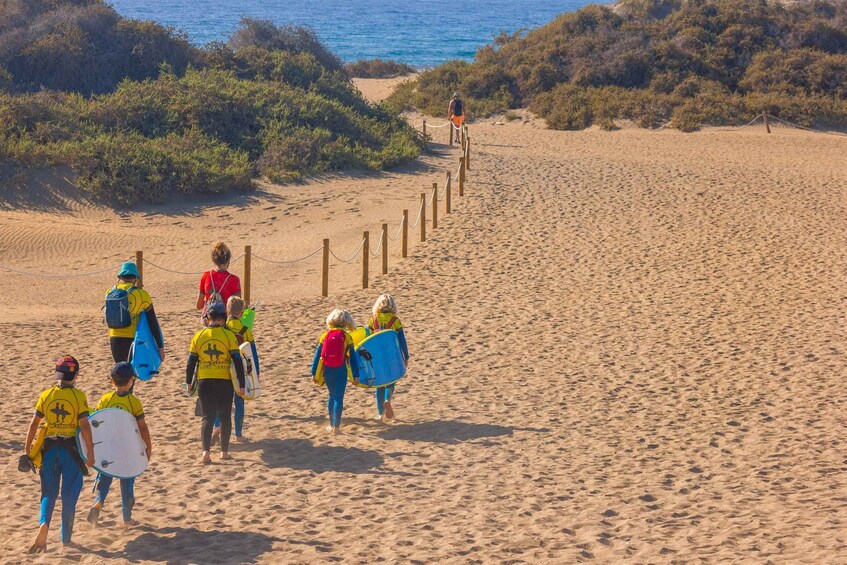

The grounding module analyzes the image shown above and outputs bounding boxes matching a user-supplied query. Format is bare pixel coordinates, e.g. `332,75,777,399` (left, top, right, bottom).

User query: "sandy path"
0,81,845,563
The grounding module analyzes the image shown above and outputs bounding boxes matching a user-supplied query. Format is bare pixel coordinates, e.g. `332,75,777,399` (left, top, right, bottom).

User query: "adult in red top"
196,241,241,312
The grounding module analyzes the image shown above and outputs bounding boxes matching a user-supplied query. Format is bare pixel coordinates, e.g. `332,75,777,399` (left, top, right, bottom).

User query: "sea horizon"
108,0,612,67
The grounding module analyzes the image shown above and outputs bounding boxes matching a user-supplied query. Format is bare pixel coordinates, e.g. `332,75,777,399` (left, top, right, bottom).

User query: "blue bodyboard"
131,310,162,381
354,330,406,388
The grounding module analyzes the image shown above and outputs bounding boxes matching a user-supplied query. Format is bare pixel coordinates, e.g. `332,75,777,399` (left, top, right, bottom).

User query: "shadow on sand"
241,438,387,474
377,420,549,445
112,527,285,564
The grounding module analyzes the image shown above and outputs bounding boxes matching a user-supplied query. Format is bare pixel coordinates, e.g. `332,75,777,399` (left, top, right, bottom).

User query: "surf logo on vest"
46,399,77,432
200,339,230,371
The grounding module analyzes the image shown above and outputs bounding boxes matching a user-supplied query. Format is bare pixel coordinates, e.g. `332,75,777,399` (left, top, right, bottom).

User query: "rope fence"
1,125,474,298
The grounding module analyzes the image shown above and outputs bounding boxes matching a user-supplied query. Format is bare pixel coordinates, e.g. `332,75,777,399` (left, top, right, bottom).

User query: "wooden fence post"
420,194,426,242
459,157,465,196
432,182,438,229
381,223,388,275
422,119,427,140
764,112,771,134
244,245,251,305
448,123,453,146
362,231,369,289
461,126,467,152
402,209,409,258
465,134,471,171
321,239,329,297
135,250,143,288
446,171,452,214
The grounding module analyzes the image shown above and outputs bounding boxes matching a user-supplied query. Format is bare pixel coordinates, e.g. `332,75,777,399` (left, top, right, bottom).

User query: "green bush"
345,59,415,78
390,0,847,130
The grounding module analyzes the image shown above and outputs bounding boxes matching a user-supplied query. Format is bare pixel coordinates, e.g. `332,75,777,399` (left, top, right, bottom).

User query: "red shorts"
451,115,465,128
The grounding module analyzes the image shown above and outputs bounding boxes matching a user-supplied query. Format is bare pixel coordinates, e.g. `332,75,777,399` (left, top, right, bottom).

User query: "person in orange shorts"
448,91,465,143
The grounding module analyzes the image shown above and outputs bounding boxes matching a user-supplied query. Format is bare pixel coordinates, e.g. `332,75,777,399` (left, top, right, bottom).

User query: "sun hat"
55,355,79,380
453,91,460,97
118,261,140,278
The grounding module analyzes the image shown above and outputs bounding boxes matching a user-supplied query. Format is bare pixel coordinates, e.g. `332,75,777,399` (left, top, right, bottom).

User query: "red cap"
55,356,79,380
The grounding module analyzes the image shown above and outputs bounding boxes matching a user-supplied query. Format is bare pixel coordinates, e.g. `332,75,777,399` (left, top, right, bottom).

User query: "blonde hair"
227,295,245,318
212,241,231,267
326,308,356,330
372,294,398,320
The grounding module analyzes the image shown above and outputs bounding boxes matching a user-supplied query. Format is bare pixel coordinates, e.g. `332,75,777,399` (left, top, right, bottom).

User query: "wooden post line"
135,250,143,288
432,182,438,229
420,193,427,242
446,171,452,214
244,245,252,305
381,223,388,275
402,209,409,258
321,239,329,297
362,231,369,289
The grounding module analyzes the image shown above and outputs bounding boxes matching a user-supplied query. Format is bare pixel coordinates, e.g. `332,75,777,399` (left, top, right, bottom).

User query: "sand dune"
0,79,845,563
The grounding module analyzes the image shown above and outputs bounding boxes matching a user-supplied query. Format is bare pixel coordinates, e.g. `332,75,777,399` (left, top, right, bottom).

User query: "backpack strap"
385,316,397,330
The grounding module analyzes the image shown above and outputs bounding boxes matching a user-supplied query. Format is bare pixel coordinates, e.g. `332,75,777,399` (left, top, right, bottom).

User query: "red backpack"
321,329,347,368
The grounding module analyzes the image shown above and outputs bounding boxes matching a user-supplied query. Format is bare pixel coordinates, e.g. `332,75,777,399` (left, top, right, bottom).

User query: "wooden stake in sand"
459,157,465,196
465,134,471,171
321,239,329,297
362,231,369,289
422,119,427,140
402,209,409,258
243,245,251,304
382,223,388,275
448,124,453,146
446,171,452,214
420,194,426,242
432,182,438,229
764,112,771,134
135,250,143,288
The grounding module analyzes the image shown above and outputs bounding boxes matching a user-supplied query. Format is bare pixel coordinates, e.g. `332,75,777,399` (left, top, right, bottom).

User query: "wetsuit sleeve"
396,328,409,363
250,341,260,374
347,345,360,379
186,353,199,385
311,343,322,376
145,304,165,349
231,350,246,388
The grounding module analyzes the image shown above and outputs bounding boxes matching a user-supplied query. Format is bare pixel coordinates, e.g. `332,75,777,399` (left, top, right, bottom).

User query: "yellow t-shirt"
96,391,144,420
34,385,90,437
107,282,153,339
190,326,239,380
226,317,254,343
368,312,403,332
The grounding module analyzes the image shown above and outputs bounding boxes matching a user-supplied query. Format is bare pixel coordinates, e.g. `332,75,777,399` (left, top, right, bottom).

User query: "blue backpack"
105,285,135,329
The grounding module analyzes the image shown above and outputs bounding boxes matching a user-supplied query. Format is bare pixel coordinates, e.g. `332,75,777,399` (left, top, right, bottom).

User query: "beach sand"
0,78,844,563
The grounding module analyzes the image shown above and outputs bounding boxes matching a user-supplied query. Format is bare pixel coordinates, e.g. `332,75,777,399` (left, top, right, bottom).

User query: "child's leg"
213,414,220,430
383,384,396,419
38,449,61,530
58,448,83,544
198,380,219,452
233,393,245,437
120,478,135,522
327,371,348,427
216,381,234,453
375,387,386,416
95,474,113,505
325,375,338,427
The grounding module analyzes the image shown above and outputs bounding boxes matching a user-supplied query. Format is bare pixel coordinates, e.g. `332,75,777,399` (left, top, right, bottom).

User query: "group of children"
21,243,409,552
311,294,410,435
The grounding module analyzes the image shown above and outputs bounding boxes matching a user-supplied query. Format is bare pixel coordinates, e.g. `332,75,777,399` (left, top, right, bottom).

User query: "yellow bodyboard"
28,423,47,469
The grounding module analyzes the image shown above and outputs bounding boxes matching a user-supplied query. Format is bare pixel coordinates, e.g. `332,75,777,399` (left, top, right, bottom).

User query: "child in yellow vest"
310,309,361,435
86,362,152,527
212,296,259,442
23,356,95,553
367,294,410,422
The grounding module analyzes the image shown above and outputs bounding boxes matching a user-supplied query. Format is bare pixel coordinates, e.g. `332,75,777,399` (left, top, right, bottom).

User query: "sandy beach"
0,77,845,563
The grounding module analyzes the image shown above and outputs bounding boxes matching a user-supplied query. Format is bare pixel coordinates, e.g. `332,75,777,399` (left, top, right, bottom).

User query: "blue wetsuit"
311,341,360,427
40,445,83,543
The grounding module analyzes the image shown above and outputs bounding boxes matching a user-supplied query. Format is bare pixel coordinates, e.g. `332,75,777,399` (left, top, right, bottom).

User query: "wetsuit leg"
216,380,235,451
110,337,134,363
120,478,135,522
375,387,386,416
324,369,348,427
58,448,82,543
198,380,219,451
233,393,245,437
39,448,60,528
95,473,112,505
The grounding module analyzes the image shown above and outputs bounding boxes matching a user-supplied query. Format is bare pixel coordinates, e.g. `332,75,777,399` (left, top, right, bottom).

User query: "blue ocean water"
108,0,610,68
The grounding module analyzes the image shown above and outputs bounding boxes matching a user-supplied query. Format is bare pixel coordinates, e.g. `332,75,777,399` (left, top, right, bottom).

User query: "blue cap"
207,302,226,316
118,261,140,278
110,362,135,379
